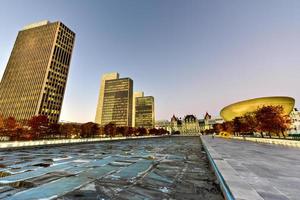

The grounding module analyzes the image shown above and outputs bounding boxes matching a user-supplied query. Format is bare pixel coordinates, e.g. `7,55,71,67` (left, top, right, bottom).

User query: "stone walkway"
0,137,222,200
202,136,300,200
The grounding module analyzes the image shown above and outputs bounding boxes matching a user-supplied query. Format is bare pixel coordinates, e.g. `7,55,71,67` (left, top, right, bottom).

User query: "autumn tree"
278,115,291,138
127,127,135,137
60,123,77,138
14,128,24,141
48,123,61,138
222,121,234,135
136,127,147,136
104,122,116,138
0,115,5,138
213,123,223,134
4,117,17,130
255,105,291,138
233,117,243,136
80,122,99,138
149,128,158,135
91,123,100,138
116,126,125,136
160,128,169,135
27,115,49,138
243,112,258,136
0,115,4,130
117,126,131,137
121,126,131,137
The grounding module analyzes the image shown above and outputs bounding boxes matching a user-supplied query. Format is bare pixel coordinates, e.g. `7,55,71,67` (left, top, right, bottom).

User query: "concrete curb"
200,136,264,200
231,136,300,148
0,135,163,149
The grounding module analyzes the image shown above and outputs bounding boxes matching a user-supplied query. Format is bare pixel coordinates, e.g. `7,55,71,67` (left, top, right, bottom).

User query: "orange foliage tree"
27,115,49,139
4,117,17,130
255,105,291,138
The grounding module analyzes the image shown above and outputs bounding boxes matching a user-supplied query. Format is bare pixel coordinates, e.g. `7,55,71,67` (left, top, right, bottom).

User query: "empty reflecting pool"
0,136,222,200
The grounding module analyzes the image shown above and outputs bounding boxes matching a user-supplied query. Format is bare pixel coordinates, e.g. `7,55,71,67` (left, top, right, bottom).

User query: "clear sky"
0,0,299,122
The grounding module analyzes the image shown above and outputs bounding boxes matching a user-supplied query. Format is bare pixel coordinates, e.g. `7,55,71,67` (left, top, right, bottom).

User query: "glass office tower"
99,77,133,126
0,20,75,123
135,96,155,128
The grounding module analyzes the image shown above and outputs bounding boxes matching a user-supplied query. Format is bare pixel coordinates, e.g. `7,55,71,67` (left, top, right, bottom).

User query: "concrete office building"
135,94,155,129
0,20,75,123
95,73,133,126
95,72,120,124
132,91,144,127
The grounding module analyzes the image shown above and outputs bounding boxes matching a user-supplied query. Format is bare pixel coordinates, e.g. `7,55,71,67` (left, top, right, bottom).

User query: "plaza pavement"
202,136,300,200
0,136,222,200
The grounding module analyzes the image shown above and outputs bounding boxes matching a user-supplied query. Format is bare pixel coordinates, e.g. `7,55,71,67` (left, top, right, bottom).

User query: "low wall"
0,135,161,149
231,136,300,148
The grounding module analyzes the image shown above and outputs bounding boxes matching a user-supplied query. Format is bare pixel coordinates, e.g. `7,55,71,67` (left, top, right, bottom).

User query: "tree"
136,127,147,136
60,123,76,138
159,128,169,135
278,115,291,138
127,127,135,137
116,126,126,137
48,123,61,138
28,115,49,130
4,117,17,130
0,114,4,130
14,128,24,141
19,128,33,141
0,114,5,138
255,105,290,138
149,128,158,135
233,117,243,136
91,123,100,138
104,122,116,138
243,112,258,136
81,122,99,138
27,115,49,138
120,126,131,137
222,121,234,135
213,123,223,134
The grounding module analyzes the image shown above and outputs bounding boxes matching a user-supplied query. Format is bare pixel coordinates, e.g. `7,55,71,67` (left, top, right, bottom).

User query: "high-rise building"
95,73,133,126
95,72,119,124
132,91,144,127
135,95,155,128
0,20,75,123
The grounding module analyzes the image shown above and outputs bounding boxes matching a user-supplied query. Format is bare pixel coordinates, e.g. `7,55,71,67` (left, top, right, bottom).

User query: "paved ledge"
201,136,300,200
201,136,263,200
231,136,300,148
0,136,162,149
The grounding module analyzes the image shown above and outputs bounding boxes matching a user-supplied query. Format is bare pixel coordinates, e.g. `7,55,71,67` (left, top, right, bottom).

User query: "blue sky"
0,0,300,122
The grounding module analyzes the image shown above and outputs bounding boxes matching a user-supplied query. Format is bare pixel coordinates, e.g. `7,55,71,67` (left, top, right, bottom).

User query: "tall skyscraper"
95,72,119,124
0,20,75,123
132,91,144,127
135,95,155,129
95,73,133,126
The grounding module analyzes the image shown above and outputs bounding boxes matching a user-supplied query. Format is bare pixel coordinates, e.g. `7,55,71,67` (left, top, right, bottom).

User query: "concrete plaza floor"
202,136,300,200
0,136,222,200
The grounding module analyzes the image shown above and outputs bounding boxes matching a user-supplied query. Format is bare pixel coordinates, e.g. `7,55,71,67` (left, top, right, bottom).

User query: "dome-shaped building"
220,96,295,121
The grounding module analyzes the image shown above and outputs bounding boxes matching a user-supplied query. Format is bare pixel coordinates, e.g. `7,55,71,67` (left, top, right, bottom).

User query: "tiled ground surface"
203,136,300,200
0,136,222,200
